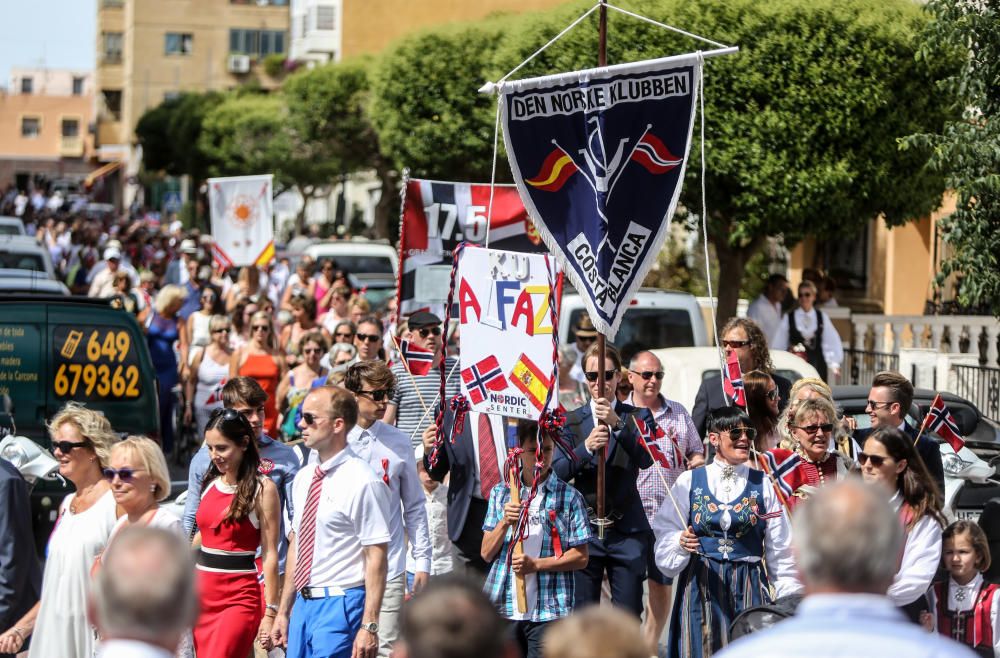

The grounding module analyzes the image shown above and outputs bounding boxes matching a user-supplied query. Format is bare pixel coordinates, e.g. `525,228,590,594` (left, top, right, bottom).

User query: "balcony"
60,136,84,158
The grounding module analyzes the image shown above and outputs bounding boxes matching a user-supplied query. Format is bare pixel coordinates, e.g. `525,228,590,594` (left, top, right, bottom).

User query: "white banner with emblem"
208,174,275,268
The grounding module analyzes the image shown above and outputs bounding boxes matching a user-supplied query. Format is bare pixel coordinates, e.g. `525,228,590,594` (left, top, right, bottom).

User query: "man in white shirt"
716,480,976,658
88,247,138,298
343,362,431,658
746,274,788,343
91,526,198,658
272,386,391,658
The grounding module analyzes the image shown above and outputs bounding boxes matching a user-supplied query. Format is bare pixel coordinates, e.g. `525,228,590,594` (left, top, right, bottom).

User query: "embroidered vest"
689,467,769,561
934,580,998,652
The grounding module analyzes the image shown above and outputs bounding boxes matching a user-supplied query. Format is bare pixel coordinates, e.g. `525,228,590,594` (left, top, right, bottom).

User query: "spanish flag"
253,241,275,268
510,353,551,412
525,149,579,192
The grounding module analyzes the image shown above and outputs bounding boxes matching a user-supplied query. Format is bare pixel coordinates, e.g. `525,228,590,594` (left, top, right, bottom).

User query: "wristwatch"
361,621,379,634
613,416,626,432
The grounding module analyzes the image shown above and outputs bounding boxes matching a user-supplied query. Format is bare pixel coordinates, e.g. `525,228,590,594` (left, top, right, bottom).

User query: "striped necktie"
293,465,325,592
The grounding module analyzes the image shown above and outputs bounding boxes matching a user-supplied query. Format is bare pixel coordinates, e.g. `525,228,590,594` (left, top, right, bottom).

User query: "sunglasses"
356,333,381,343
858,452,889,468
576,335,596,343
252,325,270,332
766,388,779,401
52,440,88,453
102,467,142,483
865,400,893,411
209,407,253,434
212,327,230,334
584,371,616,382
723,427,758,441
301,411,332,426
302,347,323,354
335,332,355,339
722,339,751,349
799,292,815,298
358,388,394,402
793,423,834,435
417,327,442,338
629,370,664,381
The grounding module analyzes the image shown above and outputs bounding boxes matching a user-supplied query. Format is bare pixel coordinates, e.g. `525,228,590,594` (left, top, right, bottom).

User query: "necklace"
70,480,102,514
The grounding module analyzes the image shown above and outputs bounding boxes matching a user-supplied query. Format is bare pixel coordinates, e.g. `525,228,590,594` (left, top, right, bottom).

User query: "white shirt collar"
949,572,984,611
318,445,358,473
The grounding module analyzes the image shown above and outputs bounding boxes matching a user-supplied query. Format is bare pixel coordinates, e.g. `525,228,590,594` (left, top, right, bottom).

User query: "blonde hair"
544,606,648,658
790,377,832,402
155,284,188,315
349,296,371,315
249,310,277,350
48,402,119,468
112,436,171,501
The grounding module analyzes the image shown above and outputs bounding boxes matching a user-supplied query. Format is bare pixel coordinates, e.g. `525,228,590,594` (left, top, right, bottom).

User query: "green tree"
370,0,958,323
903,0,1000,316
135,91,223,183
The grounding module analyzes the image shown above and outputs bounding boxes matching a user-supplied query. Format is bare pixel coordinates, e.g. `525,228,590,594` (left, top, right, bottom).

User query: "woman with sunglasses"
279,294,327,369
354,315,385,362
277,331,330,440
653,405,800,658
859,426,945,622
186,315,234,436
231,311,285,438
0,403,122,658
188,286,220,356
330,319,356,345
763,397,854,510
193,409,281,658
744,370,781,451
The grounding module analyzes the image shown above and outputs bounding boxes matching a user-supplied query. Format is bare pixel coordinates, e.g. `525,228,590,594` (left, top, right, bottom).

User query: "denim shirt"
182,433,299,572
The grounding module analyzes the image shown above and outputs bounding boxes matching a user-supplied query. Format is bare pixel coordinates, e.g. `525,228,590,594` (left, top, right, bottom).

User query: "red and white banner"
208,174,275,269
397,178,547,319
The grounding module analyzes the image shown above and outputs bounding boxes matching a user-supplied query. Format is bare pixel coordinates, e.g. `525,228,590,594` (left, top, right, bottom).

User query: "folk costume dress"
193,479,264,658
652,461,800,658
932,573,1000,658
763,448,852,511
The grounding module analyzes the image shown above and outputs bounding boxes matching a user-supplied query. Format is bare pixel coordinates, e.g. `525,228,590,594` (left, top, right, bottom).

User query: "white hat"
179,239,198,254
103,246,122,261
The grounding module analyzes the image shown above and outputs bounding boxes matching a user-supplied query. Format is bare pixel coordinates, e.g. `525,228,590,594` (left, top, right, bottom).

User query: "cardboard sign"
456,247,558,420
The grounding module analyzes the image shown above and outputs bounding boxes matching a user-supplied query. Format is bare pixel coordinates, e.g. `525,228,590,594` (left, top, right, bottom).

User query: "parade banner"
208,174,275,268
398,179,546,318
455,247,558,420
500,54,700,338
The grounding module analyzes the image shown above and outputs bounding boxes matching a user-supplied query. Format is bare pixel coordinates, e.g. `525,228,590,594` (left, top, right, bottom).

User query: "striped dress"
667,467,772,658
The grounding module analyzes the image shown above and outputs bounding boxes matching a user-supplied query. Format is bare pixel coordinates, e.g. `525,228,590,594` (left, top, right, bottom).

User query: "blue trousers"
287,587,366,658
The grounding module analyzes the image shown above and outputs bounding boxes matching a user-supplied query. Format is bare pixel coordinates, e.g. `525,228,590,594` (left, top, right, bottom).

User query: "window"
229,29,286,56
21,117,41,138
61,118,80,138
165,33,193,55
101,0,124,7
20,77,33,94
102,89,123,121
72,77,85,96
103,32,123,64
163,91,180,102
315,5,335,30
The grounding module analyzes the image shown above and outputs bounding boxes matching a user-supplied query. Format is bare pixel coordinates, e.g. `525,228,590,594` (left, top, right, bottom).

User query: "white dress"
189,312,212,352
29,489,117,658
193,352,230,435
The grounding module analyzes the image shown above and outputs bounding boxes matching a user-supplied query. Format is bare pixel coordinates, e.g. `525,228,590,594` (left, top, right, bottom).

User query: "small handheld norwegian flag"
722,350,746,408
922,394,965,453
399,339,434,376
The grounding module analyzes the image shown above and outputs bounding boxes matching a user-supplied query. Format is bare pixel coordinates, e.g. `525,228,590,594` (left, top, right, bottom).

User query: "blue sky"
0,0,96,87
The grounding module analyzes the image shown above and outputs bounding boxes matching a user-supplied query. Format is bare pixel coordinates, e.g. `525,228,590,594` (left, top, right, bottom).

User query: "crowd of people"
0,205,985,658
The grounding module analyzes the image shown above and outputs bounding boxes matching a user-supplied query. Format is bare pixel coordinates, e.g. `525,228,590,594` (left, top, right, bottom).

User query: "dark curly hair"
721,317,774,373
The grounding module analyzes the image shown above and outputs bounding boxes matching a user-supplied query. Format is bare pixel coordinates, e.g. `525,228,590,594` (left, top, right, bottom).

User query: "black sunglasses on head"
629,370,664,381
208,408,252,435
584,371,616,382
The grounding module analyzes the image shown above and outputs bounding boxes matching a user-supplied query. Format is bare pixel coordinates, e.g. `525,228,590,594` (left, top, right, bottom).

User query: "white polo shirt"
292,445,391,589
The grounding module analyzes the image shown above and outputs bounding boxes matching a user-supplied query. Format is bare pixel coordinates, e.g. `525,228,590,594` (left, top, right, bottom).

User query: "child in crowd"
924,521,1000,657
481,419,591,658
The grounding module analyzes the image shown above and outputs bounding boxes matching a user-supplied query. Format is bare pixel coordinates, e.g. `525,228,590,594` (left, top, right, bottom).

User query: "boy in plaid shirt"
481,419,591,658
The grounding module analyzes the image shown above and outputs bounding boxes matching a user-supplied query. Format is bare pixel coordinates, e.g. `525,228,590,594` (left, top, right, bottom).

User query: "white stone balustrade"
851,314,1000,366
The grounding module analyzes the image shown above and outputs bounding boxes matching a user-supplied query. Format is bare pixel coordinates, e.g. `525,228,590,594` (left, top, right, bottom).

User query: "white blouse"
651,460,802,598
887,492,943,607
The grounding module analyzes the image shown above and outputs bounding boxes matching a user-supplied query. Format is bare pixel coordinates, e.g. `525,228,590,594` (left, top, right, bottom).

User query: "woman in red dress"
764,396,854,510
193,408,281,658
231,311,285,438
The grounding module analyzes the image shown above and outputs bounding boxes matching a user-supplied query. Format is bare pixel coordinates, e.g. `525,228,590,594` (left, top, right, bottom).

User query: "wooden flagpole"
508,463,529,613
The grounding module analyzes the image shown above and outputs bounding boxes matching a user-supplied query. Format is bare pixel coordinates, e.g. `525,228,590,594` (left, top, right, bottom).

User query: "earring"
150,485,157,494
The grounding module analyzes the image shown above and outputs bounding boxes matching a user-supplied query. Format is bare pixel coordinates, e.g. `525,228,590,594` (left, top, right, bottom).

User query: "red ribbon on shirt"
548,510,563,558
381,458,390,485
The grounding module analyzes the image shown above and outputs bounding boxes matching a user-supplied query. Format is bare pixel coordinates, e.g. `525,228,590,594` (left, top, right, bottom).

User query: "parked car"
832,385,1000,522
0,216,26,236
649,347,822,414
0,270,69,295
0,235,56,279
560,289,708,365
303,239,399,311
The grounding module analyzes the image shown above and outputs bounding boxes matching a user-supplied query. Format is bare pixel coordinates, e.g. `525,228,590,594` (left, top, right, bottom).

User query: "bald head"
627,351,664,405
792,479,902,595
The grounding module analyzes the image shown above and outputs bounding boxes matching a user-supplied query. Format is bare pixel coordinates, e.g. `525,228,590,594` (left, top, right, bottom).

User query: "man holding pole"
481,419,591,658
552,343,654,617
385,311,460,446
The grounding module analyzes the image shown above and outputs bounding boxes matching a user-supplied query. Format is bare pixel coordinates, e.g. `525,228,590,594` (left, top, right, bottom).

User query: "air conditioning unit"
227,55,251,74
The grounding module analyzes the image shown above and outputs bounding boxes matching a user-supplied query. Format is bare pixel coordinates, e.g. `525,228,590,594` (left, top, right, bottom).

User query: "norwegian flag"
205,378,227,405
460,355,508,405
923,394,966,452
722,350,746,408
399,339,434,376
633,417,681,468
760,450,802,499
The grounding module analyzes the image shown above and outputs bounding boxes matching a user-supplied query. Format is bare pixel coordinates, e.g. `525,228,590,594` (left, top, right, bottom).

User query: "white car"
303,239,399,310
649,346,822,414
